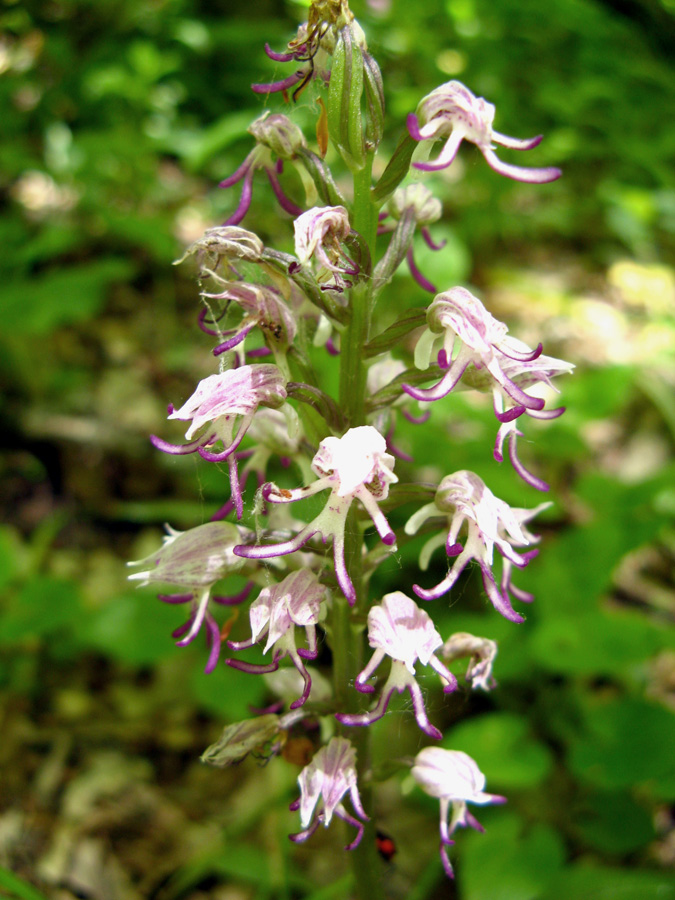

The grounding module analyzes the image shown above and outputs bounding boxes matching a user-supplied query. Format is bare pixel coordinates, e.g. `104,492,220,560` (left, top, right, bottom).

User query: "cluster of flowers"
129,0,570,883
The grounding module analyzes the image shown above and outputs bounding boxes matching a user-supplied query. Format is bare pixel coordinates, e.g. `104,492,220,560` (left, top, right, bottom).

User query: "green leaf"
529,608,669,677
364,306,427,357
571,789,655,854
371,130,417,203
0,259,135,335
444,713,554,789
77,589,182,665
569,697,675,797
460,813,564,900
295,148,347,207
0,867,49,900
0,577,83,645
542,865,675,900
0,526,25,590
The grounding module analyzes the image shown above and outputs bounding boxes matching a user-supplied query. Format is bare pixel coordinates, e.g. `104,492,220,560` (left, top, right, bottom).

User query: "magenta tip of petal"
440,846,456,879
264,43,295,62
412,159,449,173
382,532,396,546
355,681,376,694
422,722,443,741
406,112,425,142
437,349,450,370
412,583,437,601
495,405,525,423
446,541,463,557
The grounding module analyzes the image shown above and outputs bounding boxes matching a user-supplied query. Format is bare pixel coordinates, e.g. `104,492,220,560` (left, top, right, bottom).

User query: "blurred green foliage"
1,0,674,898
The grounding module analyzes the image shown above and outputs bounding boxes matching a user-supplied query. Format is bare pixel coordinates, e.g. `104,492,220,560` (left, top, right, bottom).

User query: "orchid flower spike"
233,425,398,604
293,206,358,294
151,365,287,519
127,522,253,673
289,737,369,850
226,569,326,709
219,113,306,225
405,470,550,622
336,591,457,740
412,747,506,878
407,80,561,183
442,632,498,691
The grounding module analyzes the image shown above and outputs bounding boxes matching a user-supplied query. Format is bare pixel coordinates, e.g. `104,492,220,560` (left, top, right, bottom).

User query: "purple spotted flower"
405,470,550,622
293,206,357,294
407,80,561,183
226,569,326,709
151,365,287,519
336,591,457,740
412,748,505,878
289,737,369,850
403,288,573,489
127,522,253,673
220,113,306,226
233,425,398,604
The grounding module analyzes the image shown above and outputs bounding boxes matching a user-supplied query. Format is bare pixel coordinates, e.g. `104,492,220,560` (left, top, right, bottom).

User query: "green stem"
339,154,376,427
332,152,386,900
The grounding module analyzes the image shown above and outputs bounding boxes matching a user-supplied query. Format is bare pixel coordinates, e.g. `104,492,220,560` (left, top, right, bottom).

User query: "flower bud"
388,183,442,225
127,522,244,589
248,112,307,160
327,25,366,171
201,714,282,767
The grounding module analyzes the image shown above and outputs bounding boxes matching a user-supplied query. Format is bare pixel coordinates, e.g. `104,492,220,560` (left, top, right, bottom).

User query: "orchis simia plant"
129,0,570,893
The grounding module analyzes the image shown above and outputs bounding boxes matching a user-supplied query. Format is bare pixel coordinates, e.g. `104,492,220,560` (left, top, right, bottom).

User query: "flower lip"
311,425,397,498
336,592,457,739
412,747,506,878
232,426,398,603
290,736,369,850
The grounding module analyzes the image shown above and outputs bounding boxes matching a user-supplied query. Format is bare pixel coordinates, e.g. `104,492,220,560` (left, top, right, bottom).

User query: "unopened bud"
389,183,442,225
201,714,281,767
248,112,307,160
